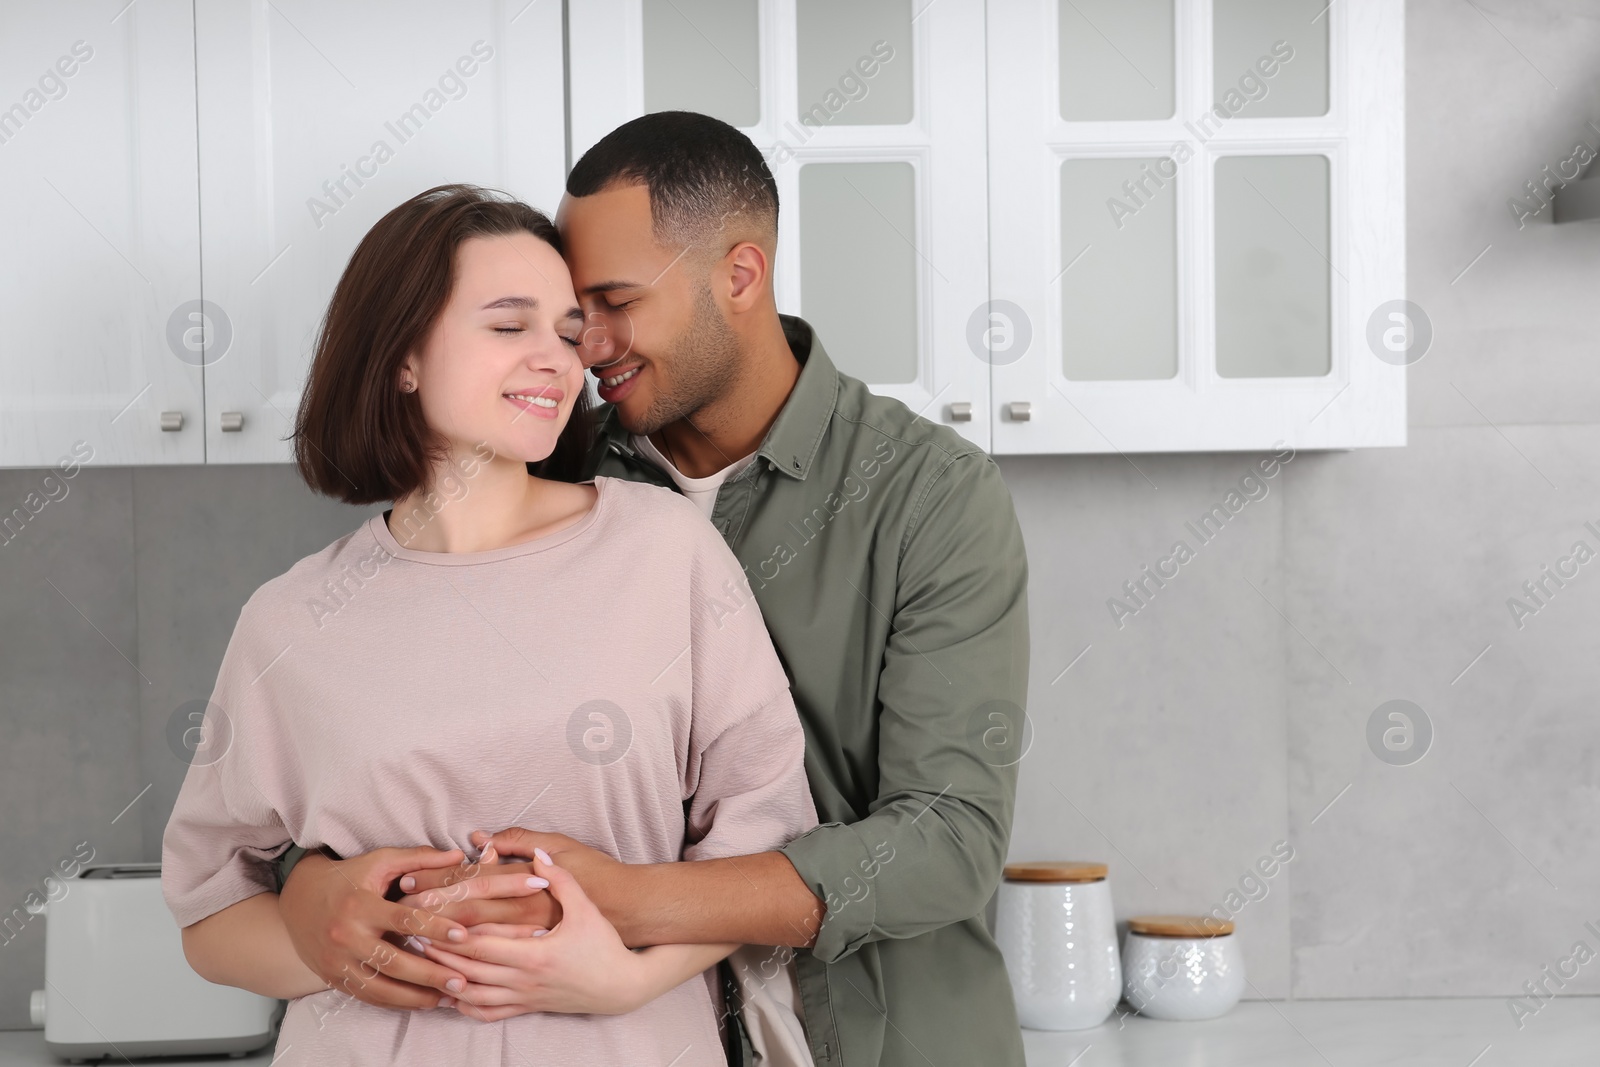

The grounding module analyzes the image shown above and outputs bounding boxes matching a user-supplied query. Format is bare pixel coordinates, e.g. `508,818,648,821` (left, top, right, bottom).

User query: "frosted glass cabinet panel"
1213,0,1329,118
643,0,760,126
1214,155,1330,379
1060,158,1178,381
1058,0,1174,121
799,163,918,384
571,0,992,450
796,0,913,125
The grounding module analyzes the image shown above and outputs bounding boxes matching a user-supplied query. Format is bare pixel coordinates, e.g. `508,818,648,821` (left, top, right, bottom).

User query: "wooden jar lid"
1003,862,1108,883
1127,915,1235,938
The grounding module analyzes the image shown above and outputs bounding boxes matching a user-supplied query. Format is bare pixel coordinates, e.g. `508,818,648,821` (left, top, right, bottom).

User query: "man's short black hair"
567,110,779,256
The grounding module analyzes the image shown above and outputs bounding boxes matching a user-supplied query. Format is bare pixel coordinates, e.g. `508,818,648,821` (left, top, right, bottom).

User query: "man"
277,111,1030,1067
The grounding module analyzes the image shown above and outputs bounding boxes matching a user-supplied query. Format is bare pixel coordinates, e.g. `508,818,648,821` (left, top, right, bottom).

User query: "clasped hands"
279,828,643,1022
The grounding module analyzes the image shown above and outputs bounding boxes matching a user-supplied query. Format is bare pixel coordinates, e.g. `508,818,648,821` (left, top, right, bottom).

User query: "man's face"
556,182,739,436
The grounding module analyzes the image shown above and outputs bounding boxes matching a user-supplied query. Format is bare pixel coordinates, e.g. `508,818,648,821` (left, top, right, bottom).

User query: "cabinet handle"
160,411,184,432
1005,401,1032,422
948,401,972,423
220,411,244,432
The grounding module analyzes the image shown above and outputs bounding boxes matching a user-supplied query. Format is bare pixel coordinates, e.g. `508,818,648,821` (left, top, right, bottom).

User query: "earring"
400,377,416,393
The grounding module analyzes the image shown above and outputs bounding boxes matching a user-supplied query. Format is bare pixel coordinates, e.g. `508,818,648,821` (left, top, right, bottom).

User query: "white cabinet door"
195,0,566,464
987,0,1405,454
570,0,992,450
0,0,204,468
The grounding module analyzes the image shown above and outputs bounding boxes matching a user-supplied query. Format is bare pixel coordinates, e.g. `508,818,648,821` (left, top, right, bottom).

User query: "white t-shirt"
631,433,760,519
631,432,816,1067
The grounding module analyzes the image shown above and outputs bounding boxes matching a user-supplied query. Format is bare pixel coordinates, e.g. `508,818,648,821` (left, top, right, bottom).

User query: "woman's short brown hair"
293,183,592,505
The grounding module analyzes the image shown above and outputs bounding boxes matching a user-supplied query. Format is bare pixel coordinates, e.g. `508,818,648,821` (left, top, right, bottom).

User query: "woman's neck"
387,451,586,554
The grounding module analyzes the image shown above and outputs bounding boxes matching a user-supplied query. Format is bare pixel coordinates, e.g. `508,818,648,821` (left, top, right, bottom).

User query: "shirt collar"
594,313,838,482
758,314,837,480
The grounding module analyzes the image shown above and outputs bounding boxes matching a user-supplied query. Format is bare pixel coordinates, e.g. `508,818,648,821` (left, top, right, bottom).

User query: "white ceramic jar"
1121,915,1246,1021
994,862,1121,1030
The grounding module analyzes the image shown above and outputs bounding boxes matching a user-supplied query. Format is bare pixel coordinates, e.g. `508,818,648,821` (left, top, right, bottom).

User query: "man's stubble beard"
625,281,743,438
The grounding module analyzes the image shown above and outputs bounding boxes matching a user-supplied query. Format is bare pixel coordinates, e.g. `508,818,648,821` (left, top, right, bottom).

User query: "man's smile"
595,362,644,403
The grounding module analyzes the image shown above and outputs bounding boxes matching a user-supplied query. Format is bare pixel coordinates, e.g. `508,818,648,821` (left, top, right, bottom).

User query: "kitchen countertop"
0,1030,276,1065
1022,997,1600,1066
3,998,1597,1065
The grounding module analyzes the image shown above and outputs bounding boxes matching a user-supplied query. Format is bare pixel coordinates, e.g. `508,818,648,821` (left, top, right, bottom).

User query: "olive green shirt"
584,316,1029,1067
277,315,1030,1066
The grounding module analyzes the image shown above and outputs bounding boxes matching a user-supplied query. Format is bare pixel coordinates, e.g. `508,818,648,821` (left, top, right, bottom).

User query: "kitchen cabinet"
986,0,1407,453
0,0,1407,466
0,0,204,467
570,0,994,451
0,1,565,470
194,0,567,463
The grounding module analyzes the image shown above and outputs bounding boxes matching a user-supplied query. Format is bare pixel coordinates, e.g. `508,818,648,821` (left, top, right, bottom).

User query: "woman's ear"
398,356,419,393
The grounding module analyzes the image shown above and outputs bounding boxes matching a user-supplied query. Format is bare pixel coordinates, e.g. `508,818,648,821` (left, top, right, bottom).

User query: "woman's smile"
503,386,564,420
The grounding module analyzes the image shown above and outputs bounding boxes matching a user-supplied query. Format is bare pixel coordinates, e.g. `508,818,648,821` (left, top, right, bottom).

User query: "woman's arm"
628,941,741,1002
180,891,329,1000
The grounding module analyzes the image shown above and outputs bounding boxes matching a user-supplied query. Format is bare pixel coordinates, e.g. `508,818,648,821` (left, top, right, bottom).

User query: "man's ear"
724,240,770,313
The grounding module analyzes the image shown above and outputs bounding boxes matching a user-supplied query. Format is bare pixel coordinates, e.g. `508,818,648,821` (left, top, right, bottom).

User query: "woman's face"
405,232,585,465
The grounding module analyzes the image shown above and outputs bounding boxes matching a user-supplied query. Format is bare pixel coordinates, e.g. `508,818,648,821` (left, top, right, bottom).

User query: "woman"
161,184,817,1066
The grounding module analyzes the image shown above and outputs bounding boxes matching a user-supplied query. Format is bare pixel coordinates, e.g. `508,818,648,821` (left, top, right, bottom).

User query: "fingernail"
526,876,549,889
438,996,455,1009
446,979,464,993
415,935,431,945
447,928,466,942
532,929,548,937
400,876,415,890
533,847,553,866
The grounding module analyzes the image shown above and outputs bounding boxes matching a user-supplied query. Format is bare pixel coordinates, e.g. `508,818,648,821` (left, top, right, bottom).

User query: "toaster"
27,862,280,1061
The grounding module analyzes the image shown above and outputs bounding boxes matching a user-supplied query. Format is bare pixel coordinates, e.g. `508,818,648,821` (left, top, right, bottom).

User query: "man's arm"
779,452,1027,962
617,851,823,948
465,833,824,948
465,453,1026,956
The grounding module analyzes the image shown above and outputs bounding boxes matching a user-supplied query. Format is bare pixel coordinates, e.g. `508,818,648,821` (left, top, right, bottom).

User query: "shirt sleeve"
778,451,1029,964
161,597,297,929
678,517,819,863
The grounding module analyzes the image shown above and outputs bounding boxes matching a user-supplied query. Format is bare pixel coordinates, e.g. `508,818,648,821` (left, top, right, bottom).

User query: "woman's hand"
394,828,619,935
278,844,550,1011
417,849,714,1022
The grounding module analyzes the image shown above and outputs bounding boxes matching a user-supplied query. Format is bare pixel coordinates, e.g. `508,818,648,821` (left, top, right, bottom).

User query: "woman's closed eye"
493,325,581,347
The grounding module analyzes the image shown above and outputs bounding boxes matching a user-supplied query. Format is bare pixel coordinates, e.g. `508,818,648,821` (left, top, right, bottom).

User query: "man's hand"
278,844,549,1011
395,829,620,934
416,848,667,1022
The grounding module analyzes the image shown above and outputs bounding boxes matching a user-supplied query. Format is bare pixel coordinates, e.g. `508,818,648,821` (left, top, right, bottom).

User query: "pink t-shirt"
161,476,818,1066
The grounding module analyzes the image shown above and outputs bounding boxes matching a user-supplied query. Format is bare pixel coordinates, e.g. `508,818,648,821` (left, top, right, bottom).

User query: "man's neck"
649,316,800,479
